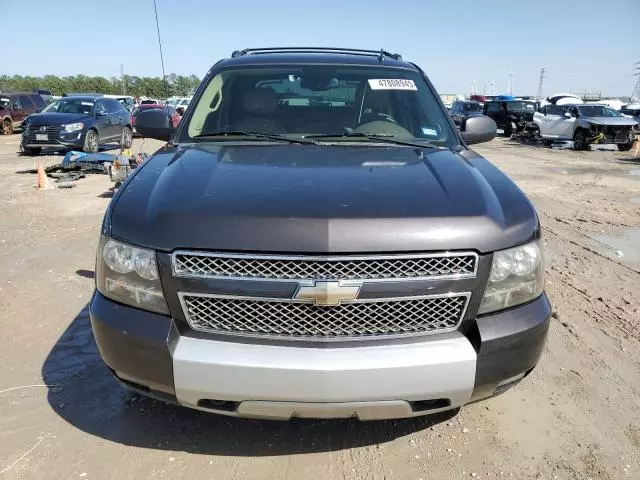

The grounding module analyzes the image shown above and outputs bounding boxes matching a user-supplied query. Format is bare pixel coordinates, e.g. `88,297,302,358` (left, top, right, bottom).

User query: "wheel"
2,119,12,135
617,141,634,151
573,129,589,150
503,123,513,137
83,129,99,153
120,127,133,149
22,146,42,156
541,139,553,147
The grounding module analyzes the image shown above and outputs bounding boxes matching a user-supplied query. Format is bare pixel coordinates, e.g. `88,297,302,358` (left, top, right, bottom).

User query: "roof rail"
231,47,402,61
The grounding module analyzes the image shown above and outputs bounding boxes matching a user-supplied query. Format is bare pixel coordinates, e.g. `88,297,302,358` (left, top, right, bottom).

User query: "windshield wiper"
304,131,445,149
193,130,319,145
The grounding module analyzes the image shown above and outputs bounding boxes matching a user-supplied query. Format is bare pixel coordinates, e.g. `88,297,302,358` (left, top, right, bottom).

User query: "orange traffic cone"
36,160,48,189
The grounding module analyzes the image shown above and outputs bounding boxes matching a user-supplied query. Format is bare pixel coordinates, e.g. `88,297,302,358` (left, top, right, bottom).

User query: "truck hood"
108,144,538,253
581,116,637,127
26,112,88,126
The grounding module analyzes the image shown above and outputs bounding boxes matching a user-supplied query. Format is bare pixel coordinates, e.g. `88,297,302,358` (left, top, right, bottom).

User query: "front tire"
617,141,634,151
573,129,589,151
120,127,133,149
23,146,42,156
83,129,99,153
503,123,513,137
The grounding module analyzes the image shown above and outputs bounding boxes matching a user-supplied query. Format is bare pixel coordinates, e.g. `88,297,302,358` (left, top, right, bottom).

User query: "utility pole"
536,68,546,101
632,62,640,102
507,72,514,95
120,64,126,95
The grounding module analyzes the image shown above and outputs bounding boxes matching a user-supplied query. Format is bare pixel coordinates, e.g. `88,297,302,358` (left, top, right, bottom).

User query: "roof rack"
231,47,402,62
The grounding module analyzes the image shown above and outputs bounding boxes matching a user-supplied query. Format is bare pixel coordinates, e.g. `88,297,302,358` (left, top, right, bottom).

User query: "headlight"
63,122,84,132
478,240,544,314
96,236,169,314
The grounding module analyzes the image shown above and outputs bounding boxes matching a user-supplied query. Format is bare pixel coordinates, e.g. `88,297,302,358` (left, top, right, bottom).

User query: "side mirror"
96,110,108,117
460,115,497,145
563,112,572,119
135,109,173,141
12,103,20,110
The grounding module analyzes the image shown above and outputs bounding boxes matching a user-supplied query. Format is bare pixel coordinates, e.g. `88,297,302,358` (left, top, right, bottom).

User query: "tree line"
0,73,201,99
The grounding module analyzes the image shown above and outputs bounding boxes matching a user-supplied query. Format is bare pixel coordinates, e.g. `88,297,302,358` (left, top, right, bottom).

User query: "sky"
5,0,639,97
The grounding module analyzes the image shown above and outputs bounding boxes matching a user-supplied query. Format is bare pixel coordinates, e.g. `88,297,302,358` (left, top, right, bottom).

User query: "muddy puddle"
592,228,640,266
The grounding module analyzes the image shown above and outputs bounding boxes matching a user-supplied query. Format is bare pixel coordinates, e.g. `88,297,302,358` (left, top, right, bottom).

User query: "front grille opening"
173,252,478,281
409,398,451,412
181,294,469,338
197,399,239,412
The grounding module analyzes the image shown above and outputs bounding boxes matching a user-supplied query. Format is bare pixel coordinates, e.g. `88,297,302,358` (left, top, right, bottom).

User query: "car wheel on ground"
22,146,42,156
2,120,12,135
84,129,99,153
503,123,513,137
573,129,589,151
120,127,133,149
617,141,634,151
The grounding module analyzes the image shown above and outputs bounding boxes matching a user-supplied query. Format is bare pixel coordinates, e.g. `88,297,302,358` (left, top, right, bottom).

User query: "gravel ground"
0,133,638,480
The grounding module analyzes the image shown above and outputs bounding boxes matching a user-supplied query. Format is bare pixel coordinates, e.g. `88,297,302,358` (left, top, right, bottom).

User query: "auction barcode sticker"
368,79,417,90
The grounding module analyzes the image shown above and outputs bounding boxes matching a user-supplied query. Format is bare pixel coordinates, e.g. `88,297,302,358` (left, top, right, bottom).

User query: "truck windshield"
577,105,619,117
506,101,536,112
463,103,483,113
182,65,458,147
42,99,94,114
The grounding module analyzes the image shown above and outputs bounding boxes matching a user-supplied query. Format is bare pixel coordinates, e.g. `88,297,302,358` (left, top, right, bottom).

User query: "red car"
131,104,180,135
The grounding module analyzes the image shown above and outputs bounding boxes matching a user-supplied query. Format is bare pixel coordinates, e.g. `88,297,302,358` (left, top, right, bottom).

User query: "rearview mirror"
135,109,173,141
460,115,497,145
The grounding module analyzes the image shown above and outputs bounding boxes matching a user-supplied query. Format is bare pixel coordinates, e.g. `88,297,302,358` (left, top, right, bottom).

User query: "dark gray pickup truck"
90,47,550,420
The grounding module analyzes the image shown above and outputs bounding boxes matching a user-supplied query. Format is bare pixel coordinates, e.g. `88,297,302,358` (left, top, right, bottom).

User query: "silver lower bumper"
172,333,477,419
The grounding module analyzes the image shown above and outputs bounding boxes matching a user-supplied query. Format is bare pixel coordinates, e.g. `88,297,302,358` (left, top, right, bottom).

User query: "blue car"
21,95,132,155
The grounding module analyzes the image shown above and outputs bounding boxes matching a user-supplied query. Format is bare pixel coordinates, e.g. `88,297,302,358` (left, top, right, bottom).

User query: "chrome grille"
173,252,477,281
179,293,469,339
23,125,61,143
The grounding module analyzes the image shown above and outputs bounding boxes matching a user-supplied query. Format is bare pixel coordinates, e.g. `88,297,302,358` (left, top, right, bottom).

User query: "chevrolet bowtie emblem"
294,281,362,306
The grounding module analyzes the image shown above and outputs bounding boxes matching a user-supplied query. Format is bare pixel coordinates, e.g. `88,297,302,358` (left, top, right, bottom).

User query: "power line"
153,0,169,99
536,68,547,101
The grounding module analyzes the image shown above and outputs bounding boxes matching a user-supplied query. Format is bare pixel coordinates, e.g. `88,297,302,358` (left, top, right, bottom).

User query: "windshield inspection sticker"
422,127,438,136
368,79,417,91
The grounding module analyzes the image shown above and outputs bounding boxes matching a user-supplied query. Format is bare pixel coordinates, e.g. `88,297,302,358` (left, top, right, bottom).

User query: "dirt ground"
0,133,638,480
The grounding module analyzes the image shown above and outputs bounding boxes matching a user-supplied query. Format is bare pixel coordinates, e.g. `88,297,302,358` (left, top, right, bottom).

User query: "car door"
12,95,35,127
92,100,113,139
485,102,502,127
556,106,577,138
106,99,127,138
449,102,460,125
544,105,572,139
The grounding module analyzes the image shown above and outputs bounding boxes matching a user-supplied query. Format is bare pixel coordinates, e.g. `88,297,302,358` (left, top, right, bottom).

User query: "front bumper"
21,130,86,149
90,292,551,420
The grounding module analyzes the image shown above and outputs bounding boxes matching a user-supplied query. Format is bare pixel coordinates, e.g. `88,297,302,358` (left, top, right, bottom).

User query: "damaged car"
533,103,637,150
484,99,538,137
